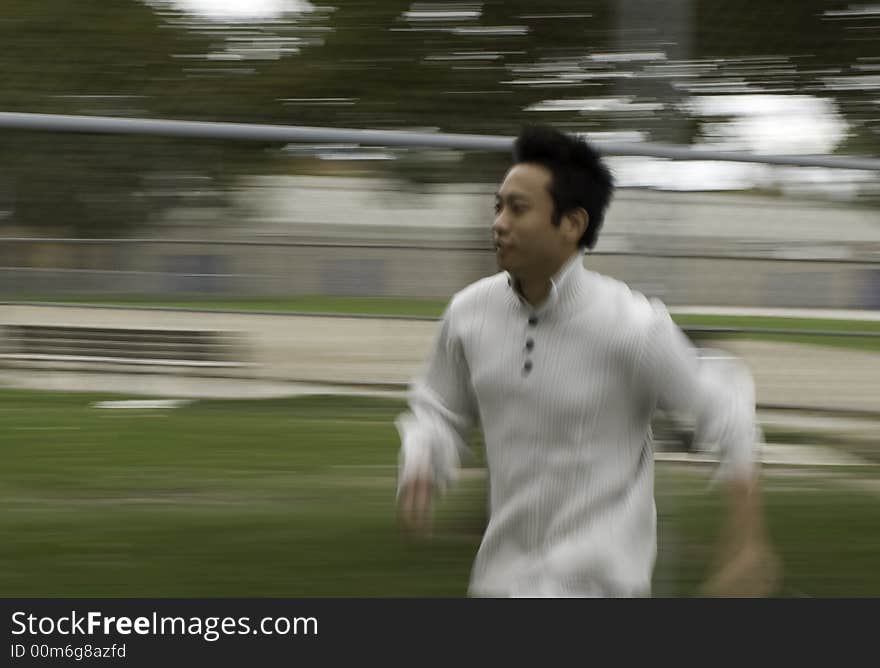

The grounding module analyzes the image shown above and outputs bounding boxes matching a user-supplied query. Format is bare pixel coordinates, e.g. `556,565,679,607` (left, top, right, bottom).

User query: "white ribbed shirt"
396,253,759,597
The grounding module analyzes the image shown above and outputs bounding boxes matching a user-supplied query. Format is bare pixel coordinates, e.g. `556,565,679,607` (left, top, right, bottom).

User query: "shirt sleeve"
395,300,478,495
640,300,760,482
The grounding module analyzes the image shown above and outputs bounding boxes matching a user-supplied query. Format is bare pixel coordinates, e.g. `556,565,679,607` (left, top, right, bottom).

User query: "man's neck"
515,275,552,307
513,252,580,307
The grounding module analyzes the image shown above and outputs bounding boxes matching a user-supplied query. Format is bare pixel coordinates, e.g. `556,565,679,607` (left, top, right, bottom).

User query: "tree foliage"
0,0,876,235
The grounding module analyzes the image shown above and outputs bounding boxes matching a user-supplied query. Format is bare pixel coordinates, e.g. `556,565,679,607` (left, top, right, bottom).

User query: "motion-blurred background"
1,1,878,597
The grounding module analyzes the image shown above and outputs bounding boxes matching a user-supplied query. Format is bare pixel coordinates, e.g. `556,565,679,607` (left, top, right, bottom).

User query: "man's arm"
700,473,782,597
641,302,781,596
396,301,477,535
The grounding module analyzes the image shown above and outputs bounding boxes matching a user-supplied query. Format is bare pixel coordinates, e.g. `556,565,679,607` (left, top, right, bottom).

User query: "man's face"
492,162,574,279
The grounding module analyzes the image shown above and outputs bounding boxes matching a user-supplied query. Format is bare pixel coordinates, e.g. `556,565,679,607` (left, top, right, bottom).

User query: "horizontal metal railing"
2,111,879,171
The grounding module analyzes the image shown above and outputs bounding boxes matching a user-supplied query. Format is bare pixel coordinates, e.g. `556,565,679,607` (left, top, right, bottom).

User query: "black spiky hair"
513,125,614,249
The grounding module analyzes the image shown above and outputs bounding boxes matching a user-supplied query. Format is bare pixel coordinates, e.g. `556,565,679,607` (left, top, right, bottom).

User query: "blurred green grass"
9,296,880,350
5,295,450,318
1,390,878,597
677,314,880,353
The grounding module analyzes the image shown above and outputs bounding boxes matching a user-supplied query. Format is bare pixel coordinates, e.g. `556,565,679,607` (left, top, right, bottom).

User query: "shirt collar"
506,251,585,315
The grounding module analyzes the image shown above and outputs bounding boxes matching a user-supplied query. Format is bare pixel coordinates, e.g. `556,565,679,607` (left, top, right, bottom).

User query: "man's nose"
492,213,508,236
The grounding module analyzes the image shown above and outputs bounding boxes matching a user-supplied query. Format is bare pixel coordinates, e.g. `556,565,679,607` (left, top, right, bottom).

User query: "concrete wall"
4,245,880,309
4,180,880,307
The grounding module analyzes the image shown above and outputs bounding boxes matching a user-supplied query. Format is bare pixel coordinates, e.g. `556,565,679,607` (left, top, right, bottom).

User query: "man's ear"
563,207,589,245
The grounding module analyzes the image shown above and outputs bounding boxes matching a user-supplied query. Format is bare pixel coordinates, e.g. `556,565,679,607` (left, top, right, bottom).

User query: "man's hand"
700,472,783,597
397,475,435,536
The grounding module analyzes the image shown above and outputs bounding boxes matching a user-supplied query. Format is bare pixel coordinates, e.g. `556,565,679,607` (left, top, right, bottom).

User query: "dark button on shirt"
525,339,535,351
528,316,538,326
